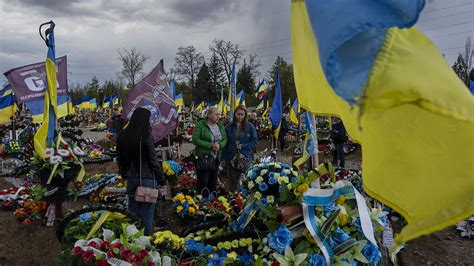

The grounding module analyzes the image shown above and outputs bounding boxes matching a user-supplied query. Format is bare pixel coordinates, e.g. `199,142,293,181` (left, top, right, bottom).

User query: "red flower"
139,249,149,258
95,259,109,266
271,261,280,266
111,242,124,250
131,254,142,263
100,240,111,250
107,251,115,257
87,241,99,248
120,249,133,261
146,262,156,266
64,144,69,149
71,246,84,256
81,249,94,264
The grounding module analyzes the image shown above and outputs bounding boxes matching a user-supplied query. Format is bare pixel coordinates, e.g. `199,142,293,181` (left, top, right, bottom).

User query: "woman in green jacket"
192,107,227,196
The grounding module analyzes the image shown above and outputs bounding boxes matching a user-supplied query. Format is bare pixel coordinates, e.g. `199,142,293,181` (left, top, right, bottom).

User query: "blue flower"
308,253,327,266
206,253,224,266
267,224,293,253
334,227,350,245
362,242,381,265
241,188,248,197
268,177,277,185
269,172,275,178
238,252,253,264
79,213,92,223
259,182,268,191
250,173,257,180
261,163,269,169
323,203,340,216
260,198,269,206
204,245,214,255
291,177,298,183
280,171,288,176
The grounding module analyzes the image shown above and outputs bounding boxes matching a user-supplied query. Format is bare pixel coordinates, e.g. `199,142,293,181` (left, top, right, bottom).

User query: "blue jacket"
223,122,258,161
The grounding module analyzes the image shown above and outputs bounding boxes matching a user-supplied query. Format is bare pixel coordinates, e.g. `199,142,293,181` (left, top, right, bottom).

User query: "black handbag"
230,127,249,171
195,154,216,172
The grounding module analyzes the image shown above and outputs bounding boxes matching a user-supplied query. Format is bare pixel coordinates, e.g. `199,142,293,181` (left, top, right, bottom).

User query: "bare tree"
117,48,150,89
452,37,474,87
209,39,244,87
248,53,261,80
174,46,205,92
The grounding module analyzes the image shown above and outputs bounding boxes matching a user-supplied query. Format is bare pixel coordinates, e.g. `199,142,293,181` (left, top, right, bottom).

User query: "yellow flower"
239,238,247,247
176,206,183,213
260,169,268,175
217,242,224,250
248,181,255,189
227,252,238,260
335,195,346,205
180,199,186,204
338,205,349,226
254,192,262,199
223,241,232,250
267,196,274,203
231,240,239,248
296,183,309,193
189,207,196,214
255,176,264,184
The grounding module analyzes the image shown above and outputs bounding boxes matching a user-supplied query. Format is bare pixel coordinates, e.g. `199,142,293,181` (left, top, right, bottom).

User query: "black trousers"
332,143,345,168
197,160,219,197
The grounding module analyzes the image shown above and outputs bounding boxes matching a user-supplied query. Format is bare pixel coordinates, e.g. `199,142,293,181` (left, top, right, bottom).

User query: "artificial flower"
267,224,293,253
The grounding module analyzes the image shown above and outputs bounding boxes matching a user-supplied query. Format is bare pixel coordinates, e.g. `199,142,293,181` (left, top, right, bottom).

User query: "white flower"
134,236,151,248
45,148,55,157
58,149,70,157
102,229,115,241
49,155,62,164
73,147,85,156
126,224,140,236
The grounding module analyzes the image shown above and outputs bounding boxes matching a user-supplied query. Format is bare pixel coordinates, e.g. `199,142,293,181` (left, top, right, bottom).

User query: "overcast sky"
1,0,473,86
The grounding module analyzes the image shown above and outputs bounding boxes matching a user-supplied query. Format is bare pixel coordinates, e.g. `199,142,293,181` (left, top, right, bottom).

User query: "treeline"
71,38,298,107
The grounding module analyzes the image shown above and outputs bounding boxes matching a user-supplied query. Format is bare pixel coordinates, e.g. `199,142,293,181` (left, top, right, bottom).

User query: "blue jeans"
126,177,156,235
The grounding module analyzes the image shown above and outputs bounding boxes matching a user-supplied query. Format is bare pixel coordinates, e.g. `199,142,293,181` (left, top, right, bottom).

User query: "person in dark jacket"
278,113,289,151
223,105,258,191
192,107,227,197
331,117,348,168
117,108,166,235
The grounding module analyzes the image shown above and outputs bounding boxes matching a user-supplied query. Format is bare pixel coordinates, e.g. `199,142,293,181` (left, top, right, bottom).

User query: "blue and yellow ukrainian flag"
0,87,17,125
175,92,184,112
102,96,111,108
256,99,265,110
291,0,474,246
0,84,13,97
255,79,266,100
270,67,282,139
34,22,58,159
289,98,300,125
27,96,68,123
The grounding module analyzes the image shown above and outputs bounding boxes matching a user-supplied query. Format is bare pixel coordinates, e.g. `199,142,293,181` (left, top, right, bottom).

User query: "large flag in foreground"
291,0,474,247
122,60,178,143
34,21,58,158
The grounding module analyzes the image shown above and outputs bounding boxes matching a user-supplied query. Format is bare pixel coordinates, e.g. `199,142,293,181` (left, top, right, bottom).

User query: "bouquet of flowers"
13,198,48,225
240,162,299,207
5,140,22,154
151,230,184,256
60,224,167,265
172,193,199,217
201,193,245,220
176,172,197,195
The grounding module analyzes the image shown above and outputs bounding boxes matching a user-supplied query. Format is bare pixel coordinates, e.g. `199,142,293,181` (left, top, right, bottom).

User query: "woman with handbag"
223,105,258,191
192,106,227,197
117,108,166,235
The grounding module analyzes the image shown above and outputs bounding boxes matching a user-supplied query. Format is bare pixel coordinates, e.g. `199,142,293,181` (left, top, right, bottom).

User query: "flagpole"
310,113,319,167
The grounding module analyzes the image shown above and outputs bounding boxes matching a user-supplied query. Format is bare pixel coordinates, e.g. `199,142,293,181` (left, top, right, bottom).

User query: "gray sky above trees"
1,0,473,85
